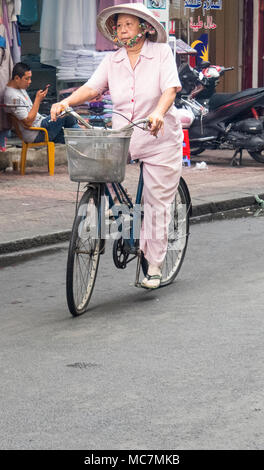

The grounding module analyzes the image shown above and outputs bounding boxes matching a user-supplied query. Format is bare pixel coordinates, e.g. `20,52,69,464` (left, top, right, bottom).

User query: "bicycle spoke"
159,180,190,285
66,189,102,316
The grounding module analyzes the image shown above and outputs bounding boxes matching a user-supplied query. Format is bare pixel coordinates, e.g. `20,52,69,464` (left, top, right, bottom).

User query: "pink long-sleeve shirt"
85,40,182,160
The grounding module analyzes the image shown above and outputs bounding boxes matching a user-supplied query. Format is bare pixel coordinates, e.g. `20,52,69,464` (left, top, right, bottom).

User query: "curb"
191,193,264,218
0,194,262,262
0,243,69,268
0,231,71,255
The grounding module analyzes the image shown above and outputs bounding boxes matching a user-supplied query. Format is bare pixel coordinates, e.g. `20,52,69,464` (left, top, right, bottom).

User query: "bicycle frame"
105,162,144,253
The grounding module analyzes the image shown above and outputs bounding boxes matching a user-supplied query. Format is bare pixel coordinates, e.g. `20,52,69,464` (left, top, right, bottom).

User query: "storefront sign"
144,0,169,38
185,0,222,32
169,19,176,35
189,15,216,31
147,1,167,8
184,0,222,14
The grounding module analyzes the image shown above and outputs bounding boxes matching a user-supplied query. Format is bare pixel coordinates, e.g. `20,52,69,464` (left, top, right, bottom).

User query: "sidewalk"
0,146,263,255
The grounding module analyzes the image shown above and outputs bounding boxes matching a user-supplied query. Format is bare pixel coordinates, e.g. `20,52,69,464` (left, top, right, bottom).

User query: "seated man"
4,62,79,143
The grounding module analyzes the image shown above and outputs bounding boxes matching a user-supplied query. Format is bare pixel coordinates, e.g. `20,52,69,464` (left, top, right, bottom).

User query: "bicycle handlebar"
58,106,150,132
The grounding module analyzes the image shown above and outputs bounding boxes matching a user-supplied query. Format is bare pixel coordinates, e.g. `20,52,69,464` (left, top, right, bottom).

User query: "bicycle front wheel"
66,187,102,316
141,177,191,287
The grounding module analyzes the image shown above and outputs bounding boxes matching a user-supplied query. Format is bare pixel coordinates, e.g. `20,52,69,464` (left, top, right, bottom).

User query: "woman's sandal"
141,273,162,290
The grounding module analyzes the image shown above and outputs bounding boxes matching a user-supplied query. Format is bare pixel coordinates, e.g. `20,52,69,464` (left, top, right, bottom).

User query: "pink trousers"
140,148,182,267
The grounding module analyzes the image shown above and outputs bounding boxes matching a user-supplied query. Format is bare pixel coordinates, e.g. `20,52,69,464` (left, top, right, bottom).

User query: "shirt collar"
112,40,155,63
139,40,155,59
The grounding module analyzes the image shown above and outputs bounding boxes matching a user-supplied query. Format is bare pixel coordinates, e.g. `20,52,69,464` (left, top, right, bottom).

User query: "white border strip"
252,0,259,88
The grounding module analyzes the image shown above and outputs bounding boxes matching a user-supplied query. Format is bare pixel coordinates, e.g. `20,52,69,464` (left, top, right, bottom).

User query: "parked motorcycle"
193,62,235,107
176,62,264,165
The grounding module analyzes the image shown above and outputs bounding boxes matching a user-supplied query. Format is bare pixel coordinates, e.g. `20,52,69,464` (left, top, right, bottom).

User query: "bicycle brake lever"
59,106,73,117
48,106,73,123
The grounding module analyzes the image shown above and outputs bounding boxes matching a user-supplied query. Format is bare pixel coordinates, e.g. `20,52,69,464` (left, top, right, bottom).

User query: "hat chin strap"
112,22,155,48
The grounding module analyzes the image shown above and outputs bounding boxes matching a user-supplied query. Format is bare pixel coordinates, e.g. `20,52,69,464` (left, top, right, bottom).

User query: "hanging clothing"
0,0,21,64
96,0,144,51
0,23,13,132
11,21,21,64
40,0,65,66
64,0,83,47
40,0,97,67
83,0,97,46
2,0,12,46
18,0,38,26
5,0,21,21
14,0,22,17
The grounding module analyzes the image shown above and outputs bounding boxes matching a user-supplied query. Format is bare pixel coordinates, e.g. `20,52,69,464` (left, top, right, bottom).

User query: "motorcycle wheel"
190,145,205,156
248,150,264,164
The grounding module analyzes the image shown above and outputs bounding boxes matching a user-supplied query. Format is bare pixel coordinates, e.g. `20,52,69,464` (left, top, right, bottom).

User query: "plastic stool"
182,129,191,167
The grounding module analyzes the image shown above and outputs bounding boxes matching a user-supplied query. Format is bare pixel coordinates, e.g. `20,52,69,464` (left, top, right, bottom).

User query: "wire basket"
64,127,133,183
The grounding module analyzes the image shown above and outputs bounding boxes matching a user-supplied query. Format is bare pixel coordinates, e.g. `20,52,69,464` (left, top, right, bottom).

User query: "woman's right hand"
148,111,164,137
50,101,68,121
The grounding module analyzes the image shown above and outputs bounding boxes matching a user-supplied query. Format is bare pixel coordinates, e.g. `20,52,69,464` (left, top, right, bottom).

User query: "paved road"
1,215,264,450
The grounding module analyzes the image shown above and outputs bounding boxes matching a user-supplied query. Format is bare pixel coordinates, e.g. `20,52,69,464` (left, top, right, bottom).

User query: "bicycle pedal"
134,281,142,288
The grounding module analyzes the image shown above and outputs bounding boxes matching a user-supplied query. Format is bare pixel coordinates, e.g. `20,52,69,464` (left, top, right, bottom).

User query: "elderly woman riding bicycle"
51,2,183,290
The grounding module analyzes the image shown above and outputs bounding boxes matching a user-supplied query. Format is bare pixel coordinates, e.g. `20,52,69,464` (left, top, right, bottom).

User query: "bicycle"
62,107,192,316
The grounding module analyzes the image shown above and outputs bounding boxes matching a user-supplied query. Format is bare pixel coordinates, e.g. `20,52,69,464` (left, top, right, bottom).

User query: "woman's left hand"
148,111,164,137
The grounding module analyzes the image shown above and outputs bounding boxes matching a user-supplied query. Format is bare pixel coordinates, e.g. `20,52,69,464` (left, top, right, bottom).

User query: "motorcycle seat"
209,93,236,110
209,88,264,111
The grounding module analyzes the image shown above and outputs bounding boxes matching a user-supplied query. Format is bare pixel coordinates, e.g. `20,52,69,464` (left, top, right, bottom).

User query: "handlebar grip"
57,105,72,118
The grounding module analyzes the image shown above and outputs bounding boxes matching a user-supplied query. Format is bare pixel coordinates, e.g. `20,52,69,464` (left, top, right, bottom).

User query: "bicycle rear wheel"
141,177,191,286
66,187,102,316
